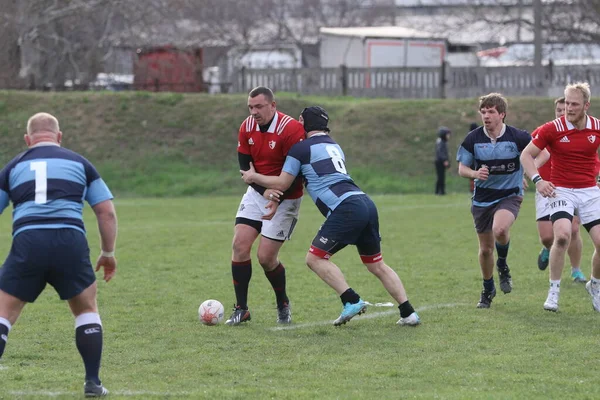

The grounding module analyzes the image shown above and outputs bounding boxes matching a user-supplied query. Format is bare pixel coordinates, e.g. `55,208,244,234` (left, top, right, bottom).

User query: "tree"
0,0,176,89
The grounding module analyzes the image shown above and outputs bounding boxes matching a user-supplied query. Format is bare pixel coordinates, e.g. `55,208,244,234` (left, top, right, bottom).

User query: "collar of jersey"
564,115,592,130
255,111,279,133
30,142,60,148
483,123,506,141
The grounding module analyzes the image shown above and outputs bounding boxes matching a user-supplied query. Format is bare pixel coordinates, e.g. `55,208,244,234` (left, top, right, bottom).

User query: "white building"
319,26,447,68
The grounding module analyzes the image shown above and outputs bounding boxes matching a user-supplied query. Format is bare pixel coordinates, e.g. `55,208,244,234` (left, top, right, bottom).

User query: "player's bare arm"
520,142,556,197
92,199,118,282
241,162,296,193
534,149,551,169
458,162,489,180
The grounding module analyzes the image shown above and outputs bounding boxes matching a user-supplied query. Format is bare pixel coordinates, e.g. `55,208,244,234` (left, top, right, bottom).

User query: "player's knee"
305,252,320,270
257,253,278,271
554,232,570,248
232,238,252,260
365,261,386,276
479,246,494,258
492,225,509,240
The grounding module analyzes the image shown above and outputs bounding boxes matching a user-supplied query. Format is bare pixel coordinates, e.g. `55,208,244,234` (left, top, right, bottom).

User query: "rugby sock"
232,260,252,310
571,266,581,273
398,301,415,318
340,288,361,305
549,279,561,293
0,317,11,359
265,262,289,307
483,277,495,293
75,313,103,385
495,241,510,268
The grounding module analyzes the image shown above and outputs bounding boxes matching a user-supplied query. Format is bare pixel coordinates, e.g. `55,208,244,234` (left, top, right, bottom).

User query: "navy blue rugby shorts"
310,194,382,258
0,228,95,302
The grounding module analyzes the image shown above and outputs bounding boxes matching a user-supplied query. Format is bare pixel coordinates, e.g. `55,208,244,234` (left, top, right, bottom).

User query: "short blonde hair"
564,82,591,103
27,112,60,135
479,93,507,115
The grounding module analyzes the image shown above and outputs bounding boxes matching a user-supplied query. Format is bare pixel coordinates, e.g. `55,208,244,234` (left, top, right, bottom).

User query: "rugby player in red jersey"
521,82,600,312
226,86,305,325
532,97,586,283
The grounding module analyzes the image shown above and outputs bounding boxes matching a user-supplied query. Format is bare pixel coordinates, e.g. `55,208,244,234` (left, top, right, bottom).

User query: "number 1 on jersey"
30,161,48,204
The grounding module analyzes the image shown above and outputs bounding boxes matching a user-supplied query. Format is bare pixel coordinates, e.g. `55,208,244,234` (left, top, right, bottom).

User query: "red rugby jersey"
237,111,305,199
532,115,600,188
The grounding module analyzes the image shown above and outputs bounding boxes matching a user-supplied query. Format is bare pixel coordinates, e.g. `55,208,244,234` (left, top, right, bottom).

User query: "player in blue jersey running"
0,113,117,397
457,93,531,309
241,106,420,327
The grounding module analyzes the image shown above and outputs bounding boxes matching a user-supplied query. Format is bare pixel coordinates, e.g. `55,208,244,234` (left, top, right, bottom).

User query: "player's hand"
522,177,529,190
240,162,256,184
443,160,449,169
263,188,283,203
95,255,117,282
262,200,279,220
536,180,556,198
474,166,489,181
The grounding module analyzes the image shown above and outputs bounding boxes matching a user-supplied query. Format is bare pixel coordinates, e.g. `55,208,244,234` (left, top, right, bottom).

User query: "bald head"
27,113,60,135
25,113,62,147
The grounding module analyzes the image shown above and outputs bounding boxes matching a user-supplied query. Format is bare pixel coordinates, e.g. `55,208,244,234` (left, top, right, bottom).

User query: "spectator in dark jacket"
435,126,452,195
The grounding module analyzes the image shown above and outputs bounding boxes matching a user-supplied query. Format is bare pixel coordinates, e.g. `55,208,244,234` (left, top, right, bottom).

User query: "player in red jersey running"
226,86,305,326
521,82,600,312
532,97,586,282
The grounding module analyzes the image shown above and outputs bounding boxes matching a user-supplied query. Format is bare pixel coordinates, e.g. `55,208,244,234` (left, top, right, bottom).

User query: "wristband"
532,174,542,184
101,250,115,258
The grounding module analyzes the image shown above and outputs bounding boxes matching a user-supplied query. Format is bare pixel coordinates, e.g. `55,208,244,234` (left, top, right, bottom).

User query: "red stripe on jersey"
277,116,292,135
309,245,331,259
360,253,383,264
553,118,565,132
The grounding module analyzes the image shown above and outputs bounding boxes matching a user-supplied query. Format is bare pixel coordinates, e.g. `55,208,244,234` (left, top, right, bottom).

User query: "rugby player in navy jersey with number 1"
241,106,420,327
0,113,117,397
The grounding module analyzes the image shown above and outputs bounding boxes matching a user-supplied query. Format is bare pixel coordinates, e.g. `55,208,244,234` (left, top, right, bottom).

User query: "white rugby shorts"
549,186,600,224
535,190,551,220
235,186,302,240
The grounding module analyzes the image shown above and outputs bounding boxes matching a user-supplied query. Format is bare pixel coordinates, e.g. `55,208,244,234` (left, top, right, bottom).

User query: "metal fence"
231,64,600,99
5,64,600,99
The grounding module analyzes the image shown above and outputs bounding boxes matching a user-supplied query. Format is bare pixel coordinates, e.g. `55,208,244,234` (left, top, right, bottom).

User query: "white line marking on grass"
0,365,7,370
9,390,194,397
9,392,69,397
268,302,467,331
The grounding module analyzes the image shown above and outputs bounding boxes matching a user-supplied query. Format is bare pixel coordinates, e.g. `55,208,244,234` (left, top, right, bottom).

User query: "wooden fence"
231,64,600,99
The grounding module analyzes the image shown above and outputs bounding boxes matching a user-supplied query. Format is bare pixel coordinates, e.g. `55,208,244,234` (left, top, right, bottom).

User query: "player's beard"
567,110,585,126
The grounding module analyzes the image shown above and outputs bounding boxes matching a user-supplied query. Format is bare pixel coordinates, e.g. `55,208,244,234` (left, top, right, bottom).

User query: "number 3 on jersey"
325,145,347,174
30,161,48,204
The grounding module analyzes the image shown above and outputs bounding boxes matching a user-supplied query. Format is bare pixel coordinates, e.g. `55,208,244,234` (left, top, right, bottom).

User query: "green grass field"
1,194,599,399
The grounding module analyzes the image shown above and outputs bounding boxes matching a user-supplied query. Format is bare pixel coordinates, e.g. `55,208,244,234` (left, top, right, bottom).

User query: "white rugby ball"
198,299,225,326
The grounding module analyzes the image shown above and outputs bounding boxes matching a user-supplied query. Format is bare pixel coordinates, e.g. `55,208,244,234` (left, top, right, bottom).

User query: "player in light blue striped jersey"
0,113,117,397
457,93,531,309
241,106,419,327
